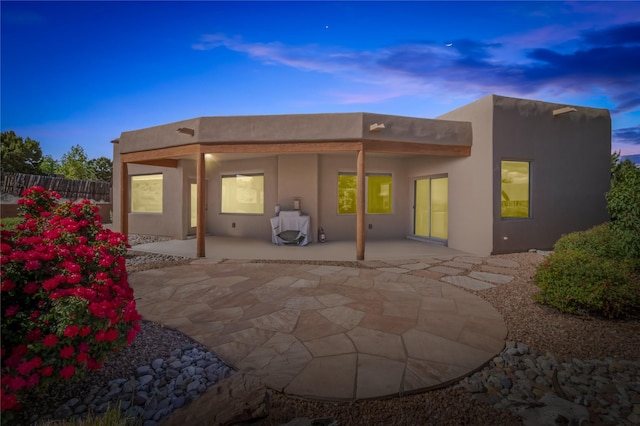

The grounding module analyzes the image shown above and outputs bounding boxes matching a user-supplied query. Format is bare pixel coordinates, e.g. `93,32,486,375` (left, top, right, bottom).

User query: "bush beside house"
534,157,640,318
0,187,140,423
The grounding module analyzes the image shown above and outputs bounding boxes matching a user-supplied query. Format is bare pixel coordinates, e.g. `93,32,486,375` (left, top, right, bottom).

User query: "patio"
128,238,513,401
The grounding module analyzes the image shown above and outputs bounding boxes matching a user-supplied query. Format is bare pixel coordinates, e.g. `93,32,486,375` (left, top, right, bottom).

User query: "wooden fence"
1,173,111,202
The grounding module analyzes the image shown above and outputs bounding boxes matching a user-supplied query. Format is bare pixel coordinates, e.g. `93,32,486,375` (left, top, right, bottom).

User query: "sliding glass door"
414,176,448,241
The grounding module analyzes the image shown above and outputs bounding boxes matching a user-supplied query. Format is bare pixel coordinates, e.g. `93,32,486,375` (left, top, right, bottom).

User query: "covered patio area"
128,236,467,262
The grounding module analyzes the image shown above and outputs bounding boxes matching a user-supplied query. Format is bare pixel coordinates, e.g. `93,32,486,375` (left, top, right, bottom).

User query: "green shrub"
38,403,141,426
552,223,629,260
606,157,640,258
534,224,640,318
0,217,22,231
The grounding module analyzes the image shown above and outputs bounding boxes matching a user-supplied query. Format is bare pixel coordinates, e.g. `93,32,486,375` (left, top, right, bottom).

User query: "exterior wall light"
552,107,577,116
176,127,195,136
369,123,385,132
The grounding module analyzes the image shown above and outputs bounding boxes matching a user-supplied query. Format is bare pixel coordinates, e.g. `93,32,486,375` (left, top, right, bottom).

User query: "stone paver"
469,271,514,284
129,255,515,401
441,275,496,290
429,265,464,275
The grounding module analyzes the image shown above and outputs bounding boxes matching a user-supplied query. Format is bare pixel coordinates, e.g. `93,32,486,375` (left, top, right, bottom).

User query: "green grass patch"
0,216,22,230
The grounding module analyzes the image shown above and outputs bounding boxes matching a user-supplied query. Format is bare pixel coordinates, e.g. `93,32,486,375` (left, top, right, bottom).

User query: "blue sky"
2,1,639,162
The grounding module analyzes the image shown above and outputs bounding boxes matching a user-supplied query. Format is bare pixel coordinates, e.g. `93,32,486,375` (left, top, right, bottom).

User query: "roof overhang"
118,112,472,165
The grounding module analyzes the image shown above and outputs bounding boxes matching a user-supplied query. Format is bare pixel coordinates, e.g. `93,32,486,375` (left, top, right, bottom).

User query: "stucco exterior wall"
406,95,495,256
491,96,611,253
318,153,410,241
206,156,278,240
112,143,186,239
277,154,319,240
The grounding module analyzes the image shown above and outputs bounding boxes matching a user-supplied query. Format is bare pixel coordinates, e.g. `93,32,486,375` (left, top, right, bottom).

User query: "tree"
87,156,112,182
39,154,60,176
57,144,93,180
606,153,640,258
0,130,43,174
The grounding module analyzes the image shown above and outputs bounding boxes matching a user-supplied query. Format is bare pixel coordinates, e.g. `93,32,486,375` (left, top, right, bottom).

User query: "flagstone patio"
128,253,516,401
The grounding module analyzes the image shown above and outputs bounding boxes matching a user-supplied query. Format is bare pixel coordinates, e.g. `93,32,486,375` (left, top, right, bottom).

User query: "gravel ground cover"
15,237,640,425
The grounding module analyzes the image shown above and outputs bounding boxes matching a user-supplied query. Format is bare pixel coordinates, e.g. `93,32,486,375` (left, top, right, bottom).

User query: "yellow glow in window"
501,161,530,218
131,174,163,213
221,174,264,214
337,174,357,214
367,174,392,214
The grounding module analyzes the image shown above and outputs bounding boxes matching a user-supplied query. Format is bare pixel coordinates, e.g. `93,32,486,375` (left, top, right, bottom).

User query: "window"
367,174,392,214
501,161,530,218
221,174,264,214
337,172,392,214
131,174,163,213
338,173,357,214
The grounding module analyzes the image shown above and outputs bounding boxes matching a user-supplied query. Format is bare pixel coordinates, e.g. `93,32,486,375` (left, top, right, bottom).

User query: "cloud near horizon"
194,22,640,115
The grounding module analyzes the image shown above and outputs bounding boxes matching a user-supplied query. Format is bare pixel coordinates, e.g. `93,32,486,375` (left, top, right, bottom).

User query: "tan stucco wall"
112,143,187,239
317,153,410,241
206,156,278,240
404,95,495,256
491,95,611,252
277,154,319,241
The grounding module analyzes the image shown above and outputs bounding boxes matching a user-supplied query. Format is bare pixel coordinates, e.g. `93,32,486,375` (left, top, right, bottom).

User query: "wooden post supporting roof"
120,161,129,238
356,149,365,261
196,152,206,258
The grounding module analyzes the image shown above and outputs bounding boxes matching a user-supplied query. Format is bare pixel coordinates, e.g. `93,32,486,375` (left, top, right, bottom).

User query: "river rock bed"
457,341,640,425
44,345,235,426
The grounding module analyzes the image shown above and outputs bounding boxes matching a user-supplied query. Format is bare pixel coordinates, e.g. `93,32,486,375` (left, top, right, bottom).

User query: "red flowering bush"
1,186,141,415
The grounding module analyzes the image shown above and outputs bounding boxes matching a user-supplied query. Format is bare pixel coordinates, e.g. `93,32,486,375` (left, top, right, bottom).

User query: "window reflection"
501,161,530,218
131,174,163,213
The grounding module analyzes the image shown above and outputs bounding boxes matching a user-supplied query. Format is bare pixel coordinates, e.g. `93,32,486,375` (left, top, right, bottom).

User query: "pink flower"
17,361,35,376
23,282,39,294
59,346,75,359
59,365,75,380
7,376,26,391
95,330,106,342
1,279,15,292
1,389,19,410
67,273,82,284
42,334,58,347
105,329,119,342
5,305,19,316
26,373,40,388
24,260,41,271
39,366,54,377
63,325,79,338
76,353,88,363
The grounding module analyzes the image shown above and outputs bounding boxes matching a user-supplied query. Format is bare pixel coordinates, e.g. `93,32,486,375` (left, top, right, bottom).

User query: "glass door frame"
188,179,207,236
413,174,448,243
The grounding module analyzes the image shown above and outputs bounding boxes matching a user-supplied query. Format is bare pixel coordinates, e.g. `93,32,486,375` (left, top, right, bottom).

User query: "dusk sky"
2,1,639,162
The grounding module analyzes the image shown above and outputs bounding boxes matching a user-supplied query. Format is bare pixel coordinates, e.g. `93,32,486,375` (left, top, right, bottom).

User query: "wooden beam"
196,152,206,258
364,140,471,157
120,161,129,238
200,141,363,154
127,159,178,168
356,149,365,261
120,144,199,163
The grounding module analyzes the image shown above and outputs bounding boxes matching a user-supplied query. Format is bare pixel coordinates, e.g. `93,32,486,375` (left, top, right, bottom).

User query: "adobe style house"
112,94,611,259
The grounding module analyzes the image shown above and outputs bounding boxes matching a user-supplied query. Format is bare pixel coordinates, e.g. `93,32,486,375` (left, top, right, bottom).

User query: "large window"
337,173,392,214
501,161,530,218
131,174,163,213
221,174,264,214
367,174,392,214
